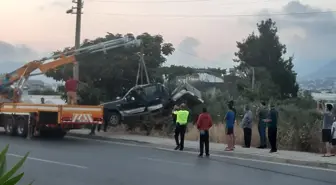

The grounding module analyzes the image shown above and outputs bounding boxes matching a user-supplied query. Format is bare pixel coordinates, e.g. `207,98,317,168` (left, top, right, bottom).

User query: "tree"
46,33,174,104
234,18,299,99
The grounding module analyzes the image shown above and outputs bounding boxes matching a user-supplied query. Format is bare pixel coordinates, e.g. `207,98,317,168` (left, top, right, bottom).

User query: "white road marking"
139,157,194,166
68,136,336,172
8,153,88,169
154,147,336,173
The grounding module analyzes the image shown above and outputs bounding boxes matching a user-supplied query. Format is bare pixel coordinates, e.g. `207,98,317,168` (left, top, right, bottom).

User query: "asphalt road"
0,134,335,185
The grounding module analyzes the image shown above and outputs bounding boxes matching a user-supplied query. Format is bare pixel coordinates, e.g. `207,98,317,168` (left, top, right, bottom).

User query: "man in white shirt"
331,121,336,156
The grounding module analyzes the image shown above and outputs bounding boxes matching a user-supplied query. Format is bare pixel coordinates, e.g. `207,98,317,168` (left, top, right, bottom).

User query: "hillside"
303,60,336,80
0,62,25,74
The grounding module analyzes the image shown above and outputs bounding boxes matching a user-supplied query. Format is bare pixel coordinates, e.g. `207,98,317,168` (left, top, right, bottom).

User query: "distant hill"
0,62,25,74
0,41,39,62
302,60,336,80
0,61,57,84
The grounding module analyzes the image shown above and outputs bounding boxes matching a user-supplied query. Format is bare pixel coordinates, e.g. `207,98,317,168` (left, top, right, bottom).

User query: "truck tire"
40,130,67,139
53,130,67,139
4,116,16,136
108,112,121,126
58,131,67,138
16,116,28,138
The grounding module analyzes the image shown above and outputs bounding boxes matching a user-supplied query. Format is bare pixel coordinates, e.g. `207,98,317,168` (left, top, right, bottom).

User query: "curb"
68,132,150,145
68,133,336,171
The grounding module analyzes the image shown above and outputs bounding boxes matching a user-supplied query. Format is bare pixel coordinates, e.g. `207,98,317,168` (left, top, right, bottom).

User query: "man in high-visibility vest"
172,105,179,147
174,103,189,151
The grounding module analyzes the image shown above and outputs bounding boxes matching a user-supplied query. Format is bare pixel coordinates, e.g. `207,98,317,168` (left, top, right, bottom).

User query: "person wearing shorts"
224,103,235,151
228,100,237,148
317,102,334,157
331,121,336,156
65,77,78,105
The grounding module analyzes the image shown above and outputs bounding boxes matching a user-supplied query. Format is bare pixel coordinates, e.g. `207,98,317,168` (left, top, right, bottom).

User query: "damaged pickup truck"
101,82,204,126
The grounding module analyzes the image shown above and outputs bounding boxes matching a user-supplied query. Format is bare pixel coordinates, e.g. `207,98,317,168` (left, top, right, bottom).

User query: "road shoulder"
68,129,336,171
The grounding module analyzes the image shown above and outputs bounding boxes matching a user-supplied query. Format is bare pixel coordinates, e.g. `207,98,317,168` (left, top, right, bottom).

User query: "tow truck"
0,36,141,138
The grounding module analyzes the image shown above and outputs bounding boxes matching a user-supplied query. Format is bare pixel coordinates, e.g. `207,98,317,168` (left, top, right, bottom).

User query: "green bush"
196,90,323,153
0,145,32,185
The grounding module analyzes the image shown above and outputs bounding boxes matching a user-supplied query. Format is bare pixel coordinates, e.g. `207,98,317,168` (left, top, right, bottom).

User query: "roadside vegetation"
47,18,324,153
0,145,31,185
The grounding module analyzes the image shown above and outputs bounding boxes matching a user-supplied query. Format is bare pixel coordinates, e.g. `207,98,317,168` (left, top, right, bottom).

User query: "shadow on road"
0,131,93,146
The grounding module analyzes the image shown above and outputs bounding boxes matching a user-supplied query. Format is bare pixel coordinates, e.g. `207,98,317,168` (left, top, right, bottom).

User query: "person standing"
197,107,213,157
331,120,336,156
257,102,268,149
224,103,235,151
3,73,10,84
264,104,278,153
65,76,78,105
172,105,179,124
174,103,190,151
172,105,180,146
0,73,11,93
228,100,237,148
317,102,334,157
41,97,45,104
241,104,253,148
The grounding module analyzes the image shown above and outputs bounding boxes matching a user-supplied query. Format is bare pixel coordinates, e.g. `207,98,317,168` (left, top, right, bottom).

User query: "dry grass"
184,123,260,147
105,118,324,153
107,122,261,146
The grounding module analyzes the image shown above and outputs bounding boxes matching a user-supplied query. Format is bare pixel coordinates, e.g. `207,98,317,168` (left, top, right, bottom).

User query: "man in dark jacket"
264,104,278,153
197,107,213,157
257,101,268,149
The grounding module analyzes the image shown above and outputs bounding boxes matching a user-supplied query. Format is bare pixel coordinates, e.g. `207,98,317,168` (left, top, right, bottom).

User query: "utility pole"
66,0,83,80
138,47,149,84
251,67,255,91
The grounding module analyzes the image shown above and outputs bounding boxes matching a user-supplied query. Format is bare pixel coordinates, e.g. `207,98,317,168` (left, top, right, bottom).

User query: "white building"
21,90,65,104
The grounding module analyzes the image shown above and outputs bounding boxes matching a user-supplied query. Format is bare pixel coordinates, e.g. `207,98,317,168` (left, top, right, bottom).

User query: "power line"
91,0,211,3
90,10,336,18
90,0,281,4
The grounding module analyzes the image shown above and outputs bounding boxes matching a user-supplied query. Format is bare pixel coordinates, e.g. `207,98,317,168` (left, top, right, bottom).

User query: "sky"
1,0,336,81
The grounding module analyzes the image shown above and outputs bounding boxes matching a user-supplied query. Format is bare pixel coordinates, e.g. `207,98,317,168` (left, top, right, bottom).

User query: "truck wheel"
54,130,67,138
59,131,67,138
16,116,28,138
108,112,120,126
4,116,16,136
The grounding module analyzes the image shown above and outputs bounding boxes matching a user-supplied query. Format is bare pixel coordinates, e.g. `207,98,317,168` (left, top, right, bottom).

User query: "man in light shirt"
331,121,336,156
317,101,334,157
241,104,253,148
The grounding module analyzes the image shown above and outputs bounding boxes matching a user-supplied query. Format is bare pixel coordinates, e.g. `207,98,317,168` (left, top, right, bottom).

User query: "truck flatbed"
0,103,103,138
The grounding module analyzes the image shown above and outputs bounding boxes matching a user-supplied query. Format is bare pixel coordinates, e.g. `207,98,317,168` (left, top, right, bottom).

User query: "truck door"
143,84,165,112
120,89,146,115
